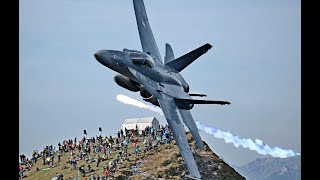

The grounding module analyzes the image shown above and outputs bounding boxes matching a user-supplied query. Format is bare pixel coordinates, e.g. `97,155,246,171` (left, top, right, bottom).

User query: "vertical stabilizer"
166,43,212,72
164,43,175,64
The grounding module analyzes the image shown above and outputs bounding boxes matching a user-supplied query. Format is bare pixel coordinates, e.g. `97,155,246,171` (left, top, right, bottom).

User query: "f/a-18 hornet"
94,0,230,179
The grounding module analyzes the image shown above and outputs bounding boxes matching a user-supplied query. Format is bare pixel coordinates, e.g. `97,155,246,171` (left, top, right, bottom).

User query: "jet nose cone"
94,51,103,63
94,50,114,67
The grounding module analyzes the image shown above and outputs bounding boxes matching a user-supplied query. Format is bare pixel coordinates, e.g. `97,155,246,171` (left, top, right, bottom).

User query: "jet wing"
175,98,231,105
133,0,163,64
158,96,202,179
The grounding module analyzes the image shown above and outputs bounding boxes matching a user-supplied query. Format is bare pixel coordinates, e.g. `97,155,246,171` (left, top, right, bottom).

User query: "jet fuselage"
94,49,191,100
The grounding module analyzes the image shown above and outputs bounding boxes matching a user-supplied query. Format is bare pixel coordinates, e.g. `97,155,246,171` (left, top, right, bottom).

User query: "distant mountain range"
234,155,301,180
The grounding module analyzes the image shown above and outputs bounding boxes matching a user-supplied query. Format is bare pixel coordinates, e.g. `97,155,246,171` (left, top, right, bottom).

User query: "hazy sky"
19,0,300,166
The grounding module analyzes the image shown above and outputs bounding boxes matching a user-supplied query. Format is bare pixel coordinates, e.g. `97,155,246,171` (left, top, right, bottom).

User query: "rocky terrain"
115,132,245,179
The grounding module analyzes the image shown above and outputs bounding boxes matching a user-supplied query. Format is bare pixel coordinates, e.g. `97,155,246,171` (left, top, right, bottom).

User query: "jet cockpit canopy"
127,50,155,68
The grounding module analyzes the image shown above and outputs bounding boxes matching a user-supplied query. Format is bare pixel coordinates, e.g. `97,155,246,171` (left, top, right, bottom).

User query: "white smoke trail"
116,94,300,158
116,94,164,116
195,121,300,158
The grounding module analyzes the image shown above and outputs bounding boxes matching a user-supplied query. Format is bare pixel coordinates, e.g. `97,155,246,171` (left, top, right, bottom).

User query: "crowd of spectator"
19,124,173,179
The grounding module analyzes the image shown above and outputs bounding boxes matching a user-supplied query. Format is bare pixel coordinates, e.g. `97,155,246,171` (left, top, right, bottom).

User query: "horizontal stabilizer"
189,93,207,97
175,98,230,105
166,43,212,72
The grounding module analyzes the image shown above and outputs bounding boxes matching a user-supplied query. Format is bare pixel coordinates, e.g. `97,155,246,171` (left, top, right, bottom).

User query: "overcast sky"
19,0,300,166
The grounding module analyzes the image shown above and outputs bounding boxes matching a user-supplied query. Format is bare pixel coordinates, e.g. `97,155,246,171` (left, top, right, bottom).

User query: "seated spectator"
91,174,97,180
79,166,86,177
88,164,93,172
103,168,110,179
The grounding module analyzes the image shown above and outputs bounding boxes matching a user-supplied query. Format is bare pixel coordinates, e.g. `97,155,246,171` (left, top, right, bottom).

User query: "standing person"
127,134,131,144
20,154,25,164
150,127,153,140
96,154,100,167
71,149,74,157
124,139,128,149
58,142,62,154
32,151,37,164
19,163,23,179
51,154,55,166
74,158,77,170
144,126,148,135
107,145,111,156
135,144,140,156
120,129,124,140
135,125,138,136
157,135,161,145
42,151,46,165
58,154,61,163
117,131,120,139
85,156,89,164
34,155,37,164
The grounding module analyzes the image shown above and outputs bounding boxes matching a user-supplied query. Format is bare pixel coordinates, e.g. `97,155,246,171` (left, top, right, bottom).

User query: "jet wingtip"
223,102,231,105
205,43,213,49
185,174,202,180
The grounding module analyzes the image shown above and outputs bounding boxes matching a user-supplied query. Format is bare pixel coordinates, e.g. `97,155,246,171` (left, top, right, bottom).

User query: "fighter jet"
94,0,230,179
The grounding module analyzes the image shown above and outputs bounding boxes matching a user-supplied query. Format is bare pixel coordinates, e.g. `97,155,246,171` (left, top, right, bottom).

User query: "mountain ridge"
234,155,301,180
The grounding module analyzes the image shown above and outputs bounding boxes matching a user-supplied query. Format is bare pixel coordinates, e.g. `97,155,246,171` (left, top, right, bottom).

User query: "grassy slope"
23,138,145,179
23,133,245,180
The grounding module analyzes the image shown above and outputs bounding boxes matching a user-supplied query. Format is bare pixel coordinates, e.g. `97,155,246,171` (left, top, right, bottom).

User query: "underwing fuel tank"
114,74,140,92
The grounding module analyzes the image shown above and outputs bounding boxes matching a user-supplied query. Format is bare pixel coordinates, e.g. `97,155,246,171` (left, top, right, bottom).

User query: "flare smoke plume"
116,94,300,158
